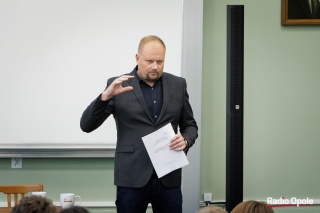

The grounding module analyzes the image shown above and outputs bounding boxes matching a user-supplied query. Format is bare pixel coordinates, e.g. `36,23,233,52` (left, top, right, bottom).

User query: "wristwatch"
184,140,189,148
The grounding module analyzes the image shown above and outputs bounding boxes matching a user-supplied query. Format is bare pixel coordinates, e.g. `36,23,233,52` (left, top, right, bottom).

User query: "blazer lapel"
156,73,171,125
127,70,154,123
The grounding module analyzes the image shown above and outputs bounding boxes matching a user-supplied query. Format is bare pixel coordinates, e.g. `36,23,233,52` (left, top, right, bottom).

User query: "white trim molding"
0,143,115,158
181,0,203,212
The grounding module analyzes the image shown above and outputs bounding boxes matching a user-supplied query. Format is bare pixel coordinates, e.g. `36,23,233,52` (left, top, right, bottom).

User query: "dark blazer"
80,66,198,188
287,0,318,19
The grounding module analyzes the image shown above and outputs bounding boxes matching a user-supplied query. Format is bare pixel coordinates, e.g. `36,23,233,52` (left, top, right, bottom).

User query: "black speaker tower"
226,5,244,212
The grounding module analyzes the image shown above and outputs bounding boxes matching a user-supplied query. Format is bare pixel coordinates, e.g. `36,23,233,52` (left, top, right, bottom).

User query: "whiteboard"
0,0,183,148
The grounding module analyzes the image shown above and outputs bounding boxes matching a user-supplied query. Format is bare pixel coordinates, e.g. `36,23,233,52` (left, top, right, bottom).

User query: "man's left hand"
169,134,185,151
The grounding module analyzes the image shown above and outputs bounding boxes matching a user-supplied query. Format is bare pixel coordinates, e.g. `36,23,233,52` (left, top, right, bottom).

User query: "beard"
146,71,160,82
137,68,162,84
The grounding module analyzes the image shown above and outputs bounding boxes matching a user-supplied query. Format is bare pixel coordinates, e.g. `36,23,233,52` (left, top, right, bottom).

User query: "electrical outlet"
12,158,22,168
204,193,212,202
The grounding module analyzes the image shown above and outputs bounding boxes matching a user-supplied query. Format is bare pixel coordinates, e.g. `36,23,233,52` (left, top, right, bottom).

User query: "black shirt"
135,71,163,123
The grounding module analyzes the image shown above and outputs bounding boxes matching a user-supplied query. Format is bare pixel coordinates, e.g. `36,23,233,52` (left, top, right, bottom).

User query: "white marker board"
0,0,183,148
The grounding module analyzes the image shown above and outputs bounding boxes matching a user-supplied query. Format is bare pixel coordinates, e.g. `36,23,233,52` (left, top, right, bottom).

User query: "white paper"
142,123,189,178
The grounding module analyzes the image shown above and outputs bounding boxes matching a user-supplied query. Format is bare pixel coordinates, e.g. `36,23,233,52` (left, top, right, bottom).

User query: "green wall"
0,158,153,212
202,0,320,212
0,158,116,202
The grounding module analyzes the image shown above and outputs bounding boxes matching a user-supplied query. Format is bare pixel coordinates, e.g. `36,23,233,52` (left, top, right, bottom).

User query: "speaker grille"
226,5,244,212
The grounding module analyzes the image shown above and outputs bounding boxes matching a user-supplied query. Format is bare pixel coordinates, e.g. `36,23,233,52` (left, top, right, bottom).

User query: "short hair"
59,206,90,213
231,200,274,213
11,195,56,213
138,35,166,54
197,205,228,213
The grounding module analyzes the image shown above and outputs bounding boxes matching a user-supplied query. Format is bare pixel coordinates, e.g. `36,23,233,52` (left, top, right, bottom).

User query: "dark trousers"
116,174,182,213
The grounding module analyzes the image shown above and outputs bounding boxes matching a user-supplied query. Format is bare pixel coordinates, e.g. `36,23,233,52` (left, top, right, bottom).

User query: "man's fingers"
121,86,133,92
170,134,181,143
171,141,186,151
101,76,134,100
122,75,135,78
112,75,134,86
169,134,185,151
118,75,134,82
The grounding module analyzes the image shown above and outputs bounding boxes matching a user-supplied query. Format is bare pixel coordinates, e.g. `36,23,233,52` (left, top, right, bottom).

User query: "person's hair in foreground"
197,205,228,213
11,195,56,213
59,206,90,213
231,200,274,213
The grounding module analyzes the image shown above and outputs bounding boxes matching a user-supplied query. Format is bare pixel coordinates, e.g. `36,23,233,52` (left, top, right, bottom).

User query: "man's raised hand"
101,75,134,101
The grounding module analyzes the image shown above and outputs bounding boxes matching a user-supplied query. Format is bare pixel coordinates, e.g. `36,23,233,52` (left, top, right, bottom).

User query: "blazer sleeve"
80,79,115,133
179,79,198,152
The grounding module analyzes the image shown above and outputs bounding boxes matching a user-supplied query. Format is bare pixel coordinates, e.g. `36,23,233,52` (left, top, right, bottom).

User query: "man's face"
136,41,165,86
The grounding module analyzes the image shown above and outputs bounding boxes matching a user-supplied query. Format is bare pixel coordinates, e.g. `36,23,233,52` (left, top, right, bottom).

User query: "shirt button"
155,115,157,118
154,101,156,103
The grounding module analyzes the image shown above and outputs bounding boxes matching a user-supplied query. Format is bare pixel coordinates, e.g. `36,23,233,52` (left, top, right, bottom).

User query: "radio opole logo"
267,197,314,208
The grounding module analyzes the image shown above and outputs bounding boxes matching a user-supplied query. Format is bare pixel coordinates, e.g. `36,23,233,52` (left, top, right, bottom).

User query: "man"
80,35,198,213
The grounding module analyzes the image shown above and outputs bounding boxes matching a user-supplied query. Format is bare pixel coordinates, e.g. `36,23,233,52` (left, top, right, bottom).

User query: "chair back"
0,183,43,207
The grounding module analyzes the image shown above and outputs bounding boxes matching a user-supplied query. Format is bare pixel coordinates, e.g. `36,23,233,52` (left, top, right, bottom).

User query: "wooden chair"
0,183,43,207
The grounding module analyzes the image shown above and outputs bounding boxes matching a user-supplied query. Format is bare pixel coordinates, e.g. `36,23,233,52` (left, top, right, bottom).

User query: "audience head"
231,200,274,213
197,205,228,213
11,195,56,213
59,206,89,213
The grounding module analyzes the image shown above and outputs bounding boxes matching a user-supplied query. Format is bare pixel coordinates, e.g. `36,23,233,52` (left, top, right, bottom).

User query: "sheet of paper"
142,123,189,178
